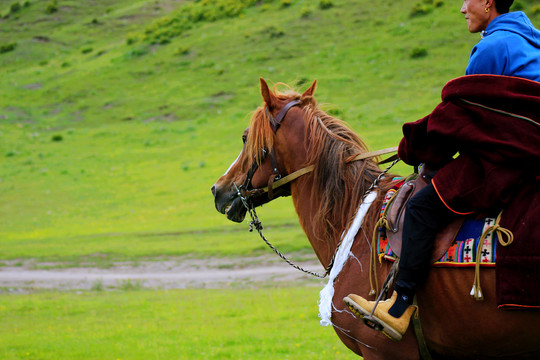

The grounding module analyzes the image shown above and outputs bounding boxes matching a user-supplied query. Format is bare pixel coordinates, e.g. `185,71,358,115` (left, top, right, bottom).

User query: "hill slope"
1,0,538,261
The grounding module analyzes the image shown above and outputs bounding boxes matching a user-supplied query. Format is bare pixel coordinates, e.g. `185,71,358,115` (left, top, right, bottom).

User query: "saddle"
382,171,464,264
376,169,539,308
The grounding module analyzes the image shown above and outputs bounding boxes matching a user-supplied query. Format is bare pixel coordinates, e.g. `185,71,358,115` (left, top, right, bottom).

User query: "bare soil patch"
0,254,325,292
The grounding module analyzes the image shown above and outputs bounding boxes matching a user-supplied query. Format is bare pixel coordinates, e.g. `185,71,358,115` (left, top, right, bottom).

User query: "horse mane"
302,104,390,246
246,83,397,249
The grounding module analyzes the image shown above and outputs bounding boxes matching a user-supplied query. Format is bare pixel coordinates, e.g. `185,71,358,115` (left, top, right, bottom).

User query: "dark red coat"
398,75,540,306
399,75,539,214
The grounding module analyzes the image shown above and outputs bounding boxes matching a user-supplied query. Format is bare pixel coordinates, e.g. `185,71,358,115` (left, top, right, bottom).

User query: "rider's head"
494,0,514,13
460,0,514,33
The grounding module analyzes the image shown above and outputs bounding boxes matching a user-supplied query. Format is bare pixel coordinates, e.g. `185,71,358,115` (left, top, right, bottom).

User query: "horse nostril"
211,184,216,197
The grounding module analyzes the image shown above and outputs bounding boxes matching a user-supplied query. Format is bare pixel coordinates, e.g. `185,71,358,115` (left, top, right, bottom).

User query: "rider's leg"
389,182,458,317
344,182,458,340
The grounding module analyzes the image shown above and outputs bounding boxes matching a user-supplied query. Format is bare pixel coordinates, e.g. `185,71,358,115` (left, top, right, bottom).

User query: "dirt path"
0,255,326,292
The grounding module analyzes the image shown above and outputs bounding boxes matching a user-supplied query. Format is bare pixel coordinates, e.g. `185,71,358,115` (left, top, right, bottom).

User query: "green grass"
0,287,357,360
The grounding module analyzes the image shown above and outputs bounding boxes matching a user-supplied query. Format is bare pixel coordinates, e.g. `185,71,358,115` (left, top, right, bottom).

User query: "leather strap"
348,147,399,162
270,100,301,132
412,296,433,360
256,147,398,195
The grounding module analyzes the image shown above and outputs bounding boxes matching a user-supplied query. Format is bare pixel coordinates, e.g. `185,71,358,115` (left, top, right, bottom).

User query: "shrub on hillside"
410,47,428,58
10,2,21,13
264,25,285,38
300,7,312,18
174,46,190,56
126,32,144,45
434,0,444,7
0,42,17,54
281,0,292,7
122,47,150,60
45,0,57,14
410,3,433,17
532,5,540,16
319,0,333,10
128,0,260,45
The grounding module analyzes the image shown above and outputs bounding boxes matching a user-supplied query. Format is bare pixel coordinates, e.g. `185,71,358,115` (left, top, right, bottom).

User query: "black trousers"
395,182,458,295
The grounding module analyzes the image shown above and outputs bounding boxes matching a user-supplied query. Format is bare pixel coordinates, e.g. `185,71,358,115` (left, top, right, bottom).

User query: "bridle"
236,99,301,201
233,99,400,278
236,99,399,202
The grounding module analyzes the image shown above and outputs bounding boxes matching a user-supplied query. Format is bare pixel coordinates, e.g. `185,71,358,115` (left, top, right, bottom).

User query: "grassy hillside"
1,0,538,262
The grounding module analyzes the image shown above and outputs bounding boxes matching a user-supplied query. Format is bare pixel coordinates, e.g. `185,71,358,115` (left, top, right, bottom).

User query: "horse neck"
290,175,388,269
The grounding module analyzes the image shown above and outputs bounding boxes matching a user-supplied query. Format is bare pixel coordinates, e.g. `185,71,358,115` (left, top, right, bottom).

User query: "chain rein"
234,157,400,278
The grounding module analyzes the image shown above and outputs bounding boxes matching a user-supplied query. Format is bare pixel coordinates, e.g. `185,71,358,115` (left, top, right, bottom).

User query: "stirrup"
363,259,400,329
362,313,385,332
371,259,399,306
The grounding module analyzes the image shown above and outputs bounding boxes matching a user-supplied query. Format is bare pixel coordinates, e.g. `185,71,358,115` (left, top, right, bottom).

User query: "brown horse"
211,78,540,360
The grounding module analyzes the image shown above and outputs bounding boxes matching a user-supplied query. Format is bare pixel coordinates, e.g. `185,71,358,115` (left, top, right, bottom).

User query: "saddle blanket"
377,186,497,267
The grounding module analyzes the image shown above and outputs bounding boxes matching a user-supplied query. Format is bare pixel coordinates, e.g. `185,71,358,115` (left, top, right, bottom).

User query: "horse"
211,78,540,360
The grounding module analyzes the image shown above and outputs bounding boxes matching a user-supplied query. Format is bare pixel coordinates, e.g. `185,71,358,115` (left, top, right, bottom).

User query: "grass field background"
1,286,360,360
1,0,538,358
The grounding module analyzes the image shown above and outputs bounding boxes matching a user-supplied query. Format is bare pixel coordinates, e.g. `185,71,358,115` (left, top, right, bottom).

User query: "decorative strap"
470,211,514,301
368,188,401,296
369,216,387,296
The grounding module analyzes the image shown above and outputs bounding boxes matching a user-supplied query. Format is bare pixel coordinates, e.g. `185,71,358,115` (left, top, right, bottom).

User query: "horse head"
211,78,317,222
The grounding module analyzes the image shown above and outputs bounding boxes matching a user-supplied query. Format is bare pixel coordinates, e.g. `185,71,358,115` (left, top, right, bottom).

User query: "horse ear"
302,80,317,97
260,77,276,109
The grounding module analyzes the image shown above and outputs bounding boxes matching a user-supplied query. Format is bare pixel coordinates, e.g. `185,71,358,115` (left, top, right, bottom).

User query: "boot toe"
343,295,373,318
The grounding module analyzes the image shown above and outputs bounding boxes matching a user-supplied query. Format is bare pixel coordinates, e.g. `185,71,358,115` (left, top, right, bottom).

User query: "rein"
244,147,399,199
257,146,399,196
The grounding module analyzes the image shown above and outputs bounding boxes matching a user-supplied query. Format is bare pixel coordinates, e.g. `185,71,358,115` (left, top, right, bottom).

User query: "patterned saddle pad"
377,186,497,267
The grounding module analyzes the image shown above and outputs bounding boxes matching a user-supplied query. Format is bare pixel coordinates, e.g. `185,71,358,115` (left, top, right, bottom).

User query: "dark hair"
495,0,514,13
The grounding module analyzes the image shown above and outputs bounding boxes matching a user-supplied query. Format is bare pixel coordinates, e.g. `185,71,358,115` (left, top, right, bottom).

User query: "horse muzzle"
211,184,247,223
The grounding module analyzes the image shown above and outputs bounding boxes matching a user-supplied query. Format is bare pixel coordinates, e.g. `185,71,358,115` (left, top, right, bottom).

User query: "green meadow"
1,287,361,360
1,0,538,358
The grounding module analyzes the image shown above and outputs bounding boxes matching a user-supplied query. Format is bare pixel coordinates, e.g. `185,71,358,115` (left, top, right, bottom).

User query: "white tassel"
319,191,377,326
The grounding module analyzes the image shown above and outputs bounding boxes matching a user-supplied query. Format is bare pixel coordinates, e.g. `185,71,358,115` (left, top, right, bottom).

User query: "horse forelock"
246,85,312,167
246,107,274,166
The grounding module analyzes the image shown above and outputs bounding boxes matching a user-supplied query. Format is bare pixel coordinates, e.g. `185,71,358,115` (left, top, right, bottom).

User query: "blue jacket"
466,11,540,82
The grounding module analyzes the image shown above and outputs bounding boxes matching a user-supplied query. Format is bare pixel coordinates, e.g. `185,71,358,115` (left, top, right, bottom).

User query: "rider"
344,0,540,341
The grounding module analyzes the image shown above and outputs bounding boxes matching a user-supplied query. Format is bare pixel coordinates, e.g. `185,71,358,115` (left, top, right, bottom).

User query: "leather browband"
269,100,301,132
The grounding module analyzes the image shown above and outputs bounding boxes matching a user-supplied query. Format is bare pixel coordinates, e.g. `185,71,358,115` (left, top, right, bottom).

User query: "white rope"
318,191,378,326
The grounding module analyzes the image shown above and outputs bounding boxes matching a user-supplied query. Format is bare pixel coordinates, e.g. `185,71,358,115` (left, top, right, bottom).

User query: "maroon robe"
398,75,540,307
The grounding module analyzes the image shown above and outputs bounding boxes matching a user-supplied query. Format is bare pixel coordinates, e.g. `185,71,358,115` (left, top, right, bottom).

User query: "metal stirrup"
362,259,400,330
